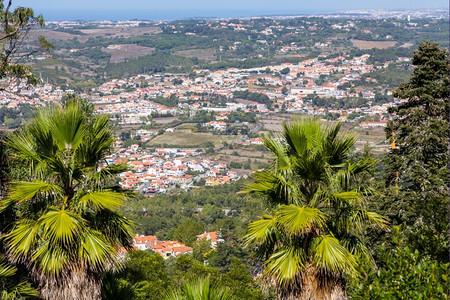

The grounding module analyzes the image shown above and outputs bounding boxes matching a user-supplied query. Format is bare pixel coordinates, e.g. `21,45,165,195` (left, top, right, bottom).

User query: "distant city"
39,8,449,21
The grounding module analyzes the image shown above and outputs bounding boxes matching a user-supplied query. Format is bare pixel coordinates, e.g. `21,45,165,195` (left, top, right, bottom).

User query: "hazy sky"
16,0,450,20
18,0,448,10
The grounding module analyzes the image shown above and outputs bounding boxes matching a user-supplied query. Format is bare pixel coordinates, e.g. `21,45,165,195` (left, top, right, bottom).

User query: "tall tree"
0,99,134,300
0,0,52,92
385,40,449,261
243,119,388,299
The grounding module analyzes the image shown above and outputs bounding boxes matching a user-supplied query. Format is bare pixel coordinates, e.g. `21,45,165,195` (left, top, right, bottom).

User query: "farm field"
103,44,156,63
147,126,239,147
351,39,397,49
174,48,217,61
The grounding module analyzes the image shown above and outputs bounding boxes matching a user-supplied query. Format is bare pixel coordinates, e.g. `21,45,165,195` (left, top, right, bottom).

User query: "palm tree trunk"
37,270,102,300
276,268,347,300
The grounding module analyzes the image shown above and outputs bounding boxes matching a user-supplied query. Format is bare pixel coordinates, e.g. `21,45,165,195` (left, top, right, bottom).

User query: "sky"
16,0,450,20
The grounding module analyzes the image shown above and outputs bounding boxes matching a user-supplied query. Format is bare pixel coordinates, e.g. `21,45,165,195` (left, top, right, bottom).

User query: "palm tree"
164,277,232,300
0,256,38,300
0,99,134,300
101,271,139,300
243,119,388,299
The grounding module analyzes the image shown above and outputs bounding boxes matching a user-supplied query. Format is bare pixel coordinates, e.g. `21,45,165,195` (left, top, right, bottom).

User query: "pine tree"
385,40,449,261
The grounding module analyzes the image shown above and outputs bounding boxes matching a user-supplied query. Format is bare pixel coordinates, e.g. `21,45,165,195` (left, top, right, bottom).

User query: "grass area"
351,39,397,50
174,48,217,61
103,44,156,63
147,128,239,147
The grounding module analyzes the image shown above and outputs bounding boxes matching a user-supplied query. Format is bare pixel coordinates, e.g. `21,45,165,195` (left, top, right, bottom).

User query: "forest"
0,2,448,300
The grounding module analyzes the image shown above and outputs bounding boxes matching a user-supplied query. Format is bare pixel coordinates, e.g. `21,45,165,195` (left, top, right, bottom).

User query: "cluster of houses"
129,231,223,259
105,142,240,191
0,48,407,130
84,53,396,124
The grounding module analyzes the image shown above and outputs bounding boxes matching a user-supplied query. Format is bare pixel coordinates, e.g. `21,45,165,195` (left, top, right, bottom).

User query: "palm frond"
242,170,297,205
79,229,114,269
276,205,326,235
311,235,356,274
78,191,126,211
38,207,82,245
48,103,86,151
164,277,232,300
265,246,306,285
262,133,290,170
6,219,39,258
7,180,62,204
243,215,277,245
32,241,69,275
0,261,16,278
350,209,390,231
6,129,40,162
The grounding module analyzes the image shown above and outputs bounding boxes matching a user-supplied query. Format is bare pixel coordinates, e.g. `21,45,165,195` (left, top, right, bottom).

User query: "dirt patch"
351,39,397,50
152,117,178,124
103,44,155,63
399,42,414,48
174,48,217,61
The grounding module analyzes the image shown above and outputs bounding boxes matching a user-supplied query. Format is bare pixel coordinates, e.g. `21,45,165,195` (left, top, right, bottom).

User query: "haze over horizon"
16,0,450,21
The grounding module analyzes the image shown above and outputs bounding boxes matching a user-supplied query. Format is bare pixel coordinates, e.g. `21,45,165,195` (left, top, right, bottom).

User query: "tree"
0,1,52,92
117,250,172,299
173,218,206,246
280,67,290,75
219,258,264,300
243,119,388,299
0,100,134,300
101,271,139,300
385,40,449,261
164,277,232,300
348,226,449,299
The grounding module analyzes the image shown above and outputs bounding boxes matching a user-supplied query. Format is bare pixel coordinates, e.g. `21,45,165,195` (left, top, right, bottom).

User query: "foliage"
384,40,449,261
173,218,206,246
348,226,449,299
219,258,266,300
101,271,139,300
0,256,38,300
1,99,134,299
0,1,52,91
164,277,232,300
233,90,271,105
117,250,172,299
151,95,179,107
243,119,388,299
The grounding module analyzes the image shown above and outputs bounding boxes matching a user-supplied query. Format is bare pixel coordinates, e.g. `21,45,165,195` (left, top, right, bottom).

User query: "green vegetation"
384,40,449,261
0,4,448,297
233,90,271,105
243,119,388,298
1,99,134,299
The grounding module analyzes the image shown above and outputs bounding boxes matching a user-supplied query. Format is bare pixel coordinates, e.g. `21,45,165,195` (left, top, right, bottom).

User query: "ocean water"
40,9,335,21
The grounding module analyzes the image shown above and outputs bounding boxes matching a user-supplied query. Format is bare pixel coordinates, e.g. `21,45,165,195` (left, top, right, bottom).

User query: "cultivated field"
102,44,156,63
147,126,238,147
351,39,397,49
174,48,217,61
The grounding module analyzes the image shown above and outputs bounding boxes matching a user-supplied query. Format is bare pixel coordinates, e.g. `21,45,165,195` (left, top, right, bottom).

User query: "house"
133,235,158,250
196,231,224,249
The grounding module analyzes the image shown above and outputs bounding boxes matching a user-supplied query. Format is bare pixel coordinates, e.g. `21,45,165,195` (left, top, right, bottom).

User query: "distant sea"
40,9,336,21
